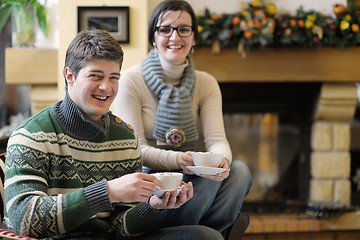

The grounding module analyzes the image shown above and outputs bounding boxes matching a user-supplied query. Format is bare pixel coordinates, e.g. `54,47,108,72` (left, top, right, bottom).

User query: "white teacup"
191,152,223,168
151,172,183,191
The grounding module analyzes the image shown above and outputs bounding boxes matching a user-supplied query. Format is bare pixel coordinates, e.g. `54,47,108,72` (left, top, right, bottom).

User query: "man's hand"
148,181,193,210
107,172,162,203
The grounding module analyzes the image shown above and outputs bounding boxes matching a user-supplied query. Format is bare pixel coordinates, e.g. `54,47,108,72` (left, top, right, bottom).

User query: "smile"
93,95,109,101
168,45,183,49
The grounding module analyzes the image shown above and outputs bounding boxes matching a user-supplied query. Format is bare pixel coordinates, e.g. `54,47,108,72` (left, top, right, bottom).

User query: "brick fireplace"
192,47,359,209
220,82,357,208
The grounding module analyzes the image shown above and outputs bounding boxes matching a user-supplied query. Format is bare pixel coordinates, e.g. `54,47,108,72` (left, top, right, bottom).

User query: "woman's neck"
159,55,189,85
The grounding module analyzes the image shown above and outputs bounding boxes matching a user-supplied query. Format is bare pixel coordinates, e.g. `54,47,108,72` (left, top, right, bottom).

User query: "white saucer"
153,187,181,197
186,166,225,175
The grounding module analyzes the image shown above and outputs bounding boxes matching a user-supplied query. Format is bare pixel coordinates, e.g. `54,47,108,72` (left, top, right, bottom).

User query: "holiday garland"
196,1,360,55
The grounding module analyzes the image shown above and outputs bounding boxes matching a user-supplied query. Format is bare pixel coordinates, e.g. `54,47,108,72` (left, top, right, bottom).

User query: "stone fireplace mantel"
192,47,360,83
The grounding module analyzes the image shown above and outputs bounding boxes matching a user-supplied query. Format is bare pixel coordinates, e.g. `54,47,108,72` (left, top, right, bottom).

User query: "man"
4,29,222,240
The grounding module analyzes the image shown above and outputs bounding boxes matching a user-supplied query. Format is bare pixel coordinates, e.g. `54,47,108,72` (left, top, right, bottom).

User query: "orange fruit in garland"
244,30,253,39
290,19,297,28
298,20,305,28
211,14,222,20
232,16,241,26
351,23,359,33
333,4,347,17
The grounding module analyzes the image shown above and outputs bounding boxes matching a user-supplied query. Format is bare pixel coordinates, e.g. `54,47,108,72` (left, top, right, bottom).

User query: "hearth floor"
245,213,322,234
243,212,360,240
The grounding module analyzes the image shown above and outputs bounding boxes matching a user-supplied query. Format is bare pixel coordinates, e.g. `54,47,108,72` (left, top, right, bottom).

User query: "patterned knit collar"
51,91,110,140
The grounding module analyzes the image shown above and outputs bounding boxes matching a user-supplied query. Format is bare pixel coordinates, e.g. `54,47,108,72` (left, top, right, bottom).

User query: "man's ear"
64,67,75,85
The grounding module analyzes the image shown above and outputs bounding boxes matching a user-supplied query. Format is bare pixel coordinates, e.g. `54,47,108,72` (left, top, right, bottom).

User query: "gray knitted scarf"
141,49,198,147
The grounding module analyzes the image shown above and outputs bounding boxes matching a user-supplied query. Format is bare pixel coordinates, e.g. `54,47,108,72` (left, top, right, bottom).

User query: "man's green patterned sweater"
4,93,163,239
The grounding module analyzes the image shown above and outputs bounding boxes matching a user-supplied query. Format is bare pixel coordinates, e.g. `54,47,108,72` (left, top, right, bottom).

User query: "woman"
114,0,252,233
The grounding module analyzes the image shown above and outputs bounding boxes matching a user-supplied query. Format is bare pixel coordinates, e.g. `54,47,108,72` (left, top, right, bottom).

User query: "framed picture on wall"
78,6,130,43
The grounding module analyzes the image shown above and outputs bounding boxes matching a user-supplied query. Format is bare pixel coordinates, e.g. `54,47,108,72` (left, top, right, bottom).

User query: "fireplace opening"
225,113,302,212
350,106,360,206
220,82,322,213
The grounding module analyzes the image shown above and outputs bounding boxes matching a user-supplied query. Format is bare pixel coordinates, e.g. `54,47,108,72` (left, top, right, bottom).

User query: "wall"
57,0,148,98
149,0,347,16
53,0,348,98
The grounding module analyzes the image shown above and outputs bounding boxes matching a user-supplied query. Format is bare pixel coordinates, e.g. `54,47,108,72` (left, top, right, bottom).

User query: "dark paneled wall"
0,19,11,127
0,19,31,129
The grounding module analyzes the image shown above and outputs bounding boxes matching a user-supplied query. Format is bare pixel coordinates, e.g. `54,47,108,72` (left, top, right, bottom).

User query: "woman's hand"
107,172,162,203
200,158,231,181
177,151,231,181
176,151,194,174
148,181,193,210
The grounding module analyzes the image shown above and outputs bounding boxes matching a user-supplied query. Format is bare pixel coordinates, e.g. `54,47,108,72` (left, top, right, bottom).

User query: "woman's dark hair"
148,0,199,45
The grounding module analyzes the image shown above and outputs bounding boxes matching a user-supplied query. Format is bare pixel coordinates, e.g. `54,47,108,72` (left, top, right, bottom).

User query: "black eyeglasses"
155,26,193,37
